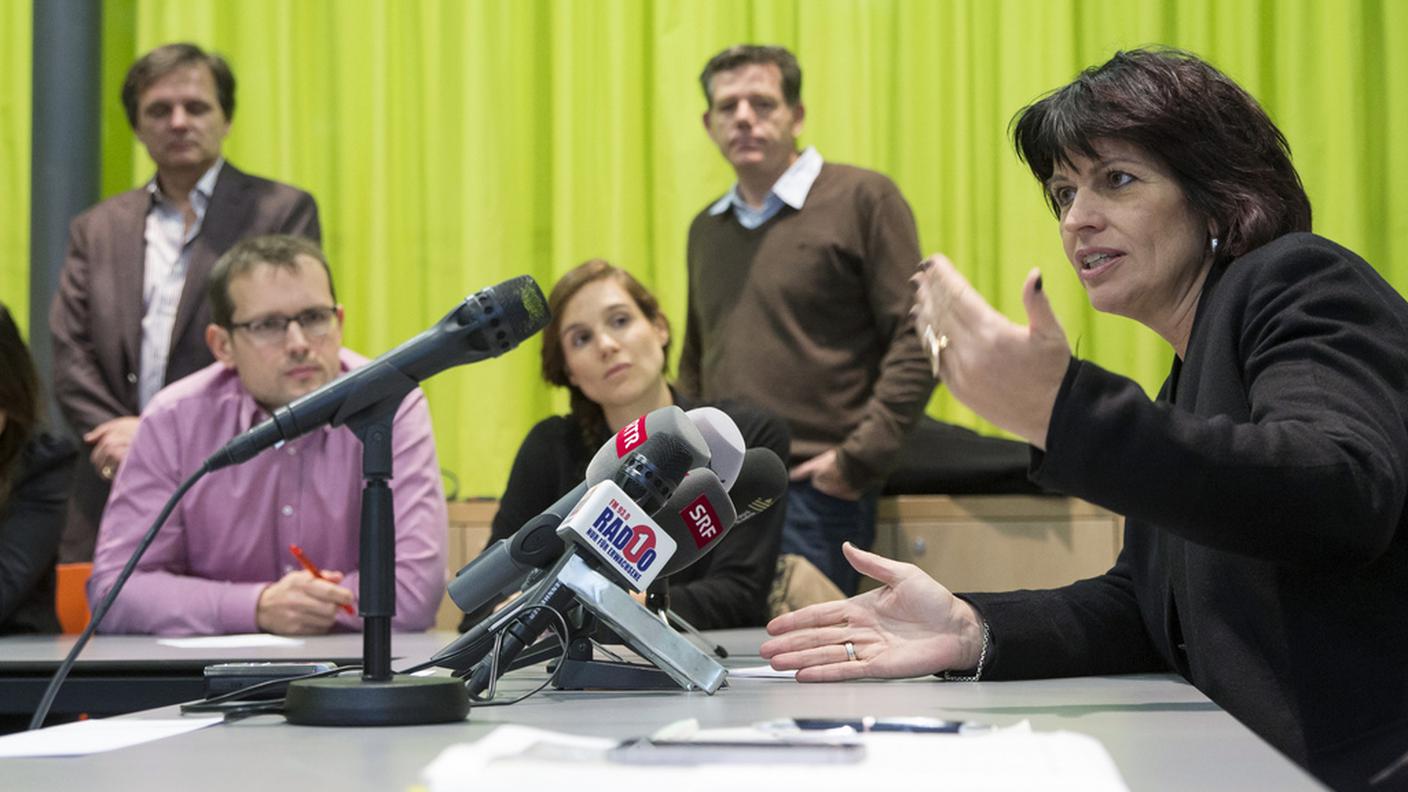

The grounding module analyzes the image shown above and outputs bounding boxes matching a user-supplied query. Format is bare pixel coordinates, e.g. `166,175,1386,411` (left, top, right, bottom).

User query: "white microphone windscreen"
684,406,744,490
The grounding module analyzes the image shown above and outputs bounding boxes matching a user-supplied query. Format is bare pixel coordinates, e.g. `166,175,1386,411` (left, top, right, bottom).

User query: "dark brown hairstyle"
699,44,803,108
121,42,236,128
542,259,672,439
1012,47,1312,263
0,303,41,502
208,235,336,327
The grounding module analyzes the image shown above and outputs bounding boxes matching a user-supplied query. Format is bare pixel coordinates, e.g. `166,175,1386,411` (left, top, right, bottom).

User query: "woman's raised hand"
911,255,1070,449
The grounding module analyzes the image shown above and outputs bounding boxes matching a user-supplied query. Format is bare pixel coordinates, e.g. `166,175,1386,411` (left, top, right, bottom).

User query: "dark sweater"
1,432,77,634
679,162,935,488
475,396,789,629
965,234,1408,790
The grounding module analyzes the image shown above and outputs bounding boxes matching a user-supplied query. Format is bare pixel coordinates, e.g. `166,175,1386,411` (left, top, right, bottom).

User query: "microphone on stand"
279,276,549,727
207,275,548,471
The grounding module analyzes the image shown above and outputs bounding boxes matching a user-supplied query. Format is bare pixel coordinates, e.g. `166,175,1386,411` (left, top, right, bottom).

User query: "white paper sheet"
157,634,304,649
726,664,798,679
0,718,221,758
422,723,1129,792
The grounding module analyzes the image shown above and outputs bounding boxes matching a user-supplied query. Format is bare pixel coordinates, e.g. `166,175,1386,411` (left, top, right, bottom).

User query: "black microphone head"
613,431,695,513
655,468,737,577
491,275,551,339
646,449,784,580
728,448,788,525
455,275,550,359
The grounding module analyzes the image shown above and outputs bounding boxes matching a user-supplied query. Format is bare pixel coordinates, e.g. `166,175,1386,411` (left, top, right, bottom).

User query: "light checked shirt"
708,147,824,229
139,159,223,409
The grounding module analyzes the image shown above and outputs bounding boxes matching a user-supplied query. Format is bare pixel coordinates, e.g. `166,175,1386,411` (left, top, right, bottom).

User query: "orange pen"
288,544,356,614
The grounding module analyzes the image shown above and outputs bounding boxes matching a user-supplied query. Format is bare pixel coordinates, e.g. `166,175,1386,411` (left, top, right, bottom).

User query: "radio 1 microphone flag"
205,275,549,471
558,480,677,592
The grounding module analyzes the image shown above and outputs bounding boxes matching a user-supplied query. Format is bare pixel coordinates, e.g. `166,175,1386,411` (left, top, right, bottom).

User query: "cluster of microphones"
434,403,788,695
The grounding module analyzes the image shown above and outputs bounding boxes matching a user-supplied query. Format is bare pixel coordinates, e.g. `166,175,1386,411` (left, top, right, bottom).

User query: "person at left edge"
0,302,77,635
50,42,321,563
462,259,789,631
89,236,447,636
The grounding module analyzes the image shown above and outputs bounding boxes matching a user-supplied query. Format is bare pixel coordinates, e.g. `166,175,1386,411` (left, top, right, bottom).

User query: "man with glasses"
50,43,320,563
88,236,447,636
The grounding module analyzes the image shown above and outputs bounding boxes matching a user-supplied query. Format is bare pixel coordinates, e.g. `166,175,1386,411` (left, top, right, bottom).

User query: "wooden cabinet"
867,495,1124,593
435,499,498,630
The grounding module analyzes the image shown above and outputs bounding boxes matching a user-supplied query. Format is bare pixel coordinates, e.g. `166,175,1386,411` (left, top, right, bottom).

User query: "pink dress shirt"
89,350,448,635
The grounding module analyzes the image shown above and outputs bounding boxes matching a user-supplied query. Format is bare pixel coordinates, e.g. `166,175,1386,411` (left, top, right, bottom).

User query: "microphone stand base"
285,675,469,727
552,657,684,691
558,556,727,693
522,621,716,691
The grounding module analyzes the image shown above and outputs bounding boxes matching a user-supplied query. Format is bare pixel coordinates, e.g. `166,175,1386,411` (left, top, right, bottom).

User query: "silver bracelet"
941,620,991,682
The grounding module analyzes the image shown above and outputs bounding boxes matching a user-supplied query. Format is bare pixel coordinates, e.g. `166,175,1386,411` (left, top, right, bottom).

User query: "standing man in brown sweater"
679,44,935,594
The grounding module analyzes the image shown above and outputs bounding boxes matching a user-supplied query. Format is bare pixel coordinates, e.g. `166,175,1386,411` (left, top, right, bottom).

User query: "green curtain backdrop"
9,0,1408,497
0,3,31,333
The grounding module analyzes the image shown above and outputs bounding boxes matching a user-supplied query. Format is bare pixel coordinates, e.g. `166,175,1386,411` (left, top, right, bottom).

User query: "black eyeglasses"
228,306,338,345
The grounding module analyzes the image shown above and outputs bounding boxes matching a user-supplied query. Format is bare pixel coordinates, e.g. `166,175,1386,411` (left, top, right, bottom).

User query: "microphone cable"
30,466,572,729
179,663,363,722
177,601,570,722
29,463,211,731
403,603,572,708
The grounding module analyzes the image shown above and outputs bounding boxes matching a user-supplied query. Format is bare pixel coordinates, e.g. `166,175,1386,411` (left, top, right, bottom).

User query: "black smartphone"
761,716,988,734
203,661,337,700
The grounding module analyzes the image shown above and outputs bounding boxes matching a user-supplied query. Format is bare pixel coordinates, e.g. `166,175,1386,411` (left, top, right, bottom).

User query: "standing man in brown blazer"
49,43,320,561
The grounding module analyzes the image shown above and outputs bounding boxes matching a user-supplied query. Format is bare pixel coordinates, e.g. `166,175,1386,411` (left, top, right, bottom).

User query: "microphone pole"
645,579,727,659
283,376,468,726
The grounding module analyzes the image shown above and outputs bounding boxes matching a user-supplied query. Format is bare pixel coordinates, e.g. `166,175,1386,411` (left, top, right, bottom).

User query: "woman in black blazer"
761,49,1408,791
